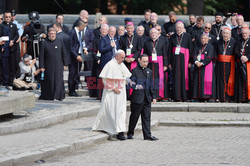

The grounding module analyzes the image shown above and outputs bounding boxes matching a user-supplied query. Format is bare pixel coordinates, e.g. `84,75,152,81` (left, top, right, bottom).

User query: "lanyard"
127,35,134,47
199,44,207,55
151,39,159,53
215,25,222,38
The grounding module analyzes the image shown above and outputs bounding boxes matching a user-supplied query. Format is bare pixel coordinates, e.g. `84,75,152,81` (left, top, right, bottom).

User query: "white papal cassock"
92,58,132,135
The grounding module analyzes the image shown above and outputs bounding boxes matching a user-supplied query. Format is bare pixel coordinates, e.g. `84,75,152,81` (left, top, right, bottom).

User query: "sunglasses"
205,27,211,30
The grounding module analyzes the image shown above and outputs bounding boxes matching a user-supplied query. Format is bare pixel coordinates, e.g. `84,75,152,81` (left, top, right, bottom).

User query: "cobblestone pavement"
28,126,250,166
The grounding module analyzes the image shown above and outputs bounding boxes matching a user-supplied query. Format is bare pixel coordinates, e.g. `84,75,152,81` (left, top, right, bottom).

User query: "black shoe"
68,92,82,97
5,86,11,90
127,134,133,139
117,132,126,141
144,135,158,141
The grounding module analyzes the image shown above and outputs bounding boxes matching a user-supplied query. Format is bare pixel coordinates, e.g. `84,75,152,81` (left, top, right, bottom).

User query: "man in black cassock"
119,22,141,71
136,25,148,48
215,27,236,102
231,15,244,41
192,34,215,101
235,28,250,102
169,21,193,101
88,24,109,98
211,12,224,41
186,14,196,35
39,28,68,101
138,9,151,36
142,28,168,100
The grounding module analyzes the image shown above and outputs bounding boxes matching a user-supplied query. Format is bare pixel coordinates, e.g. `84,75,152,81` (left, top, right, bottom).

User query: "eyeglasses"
205,27,211,30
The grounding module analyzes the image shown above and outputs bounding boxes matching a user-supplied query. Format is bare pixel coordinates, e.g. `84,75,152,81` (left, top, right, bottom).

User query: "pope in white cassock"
92,50,132,140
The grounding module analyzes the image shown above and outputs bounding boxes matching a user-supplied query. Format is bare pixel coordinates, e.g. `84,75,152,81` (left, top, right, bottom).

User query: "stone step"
0,91,35,116
127,102,250,113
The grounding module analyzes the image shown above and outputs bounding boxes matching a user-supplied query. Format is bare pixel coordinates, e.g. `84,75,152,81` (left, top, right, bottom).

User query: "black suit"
57,31,70,63
68,28,82,94
128,65,156,139
2,22,19,84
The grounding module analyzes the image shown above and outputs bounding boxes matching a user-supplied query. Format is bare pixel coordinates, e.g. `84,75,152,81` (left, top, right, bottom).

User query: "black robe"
169,33,193,101
89,36,102,98
215,38,236,101
39,38,68,100
192,43,215,99
138,21,151,36
143,37,168,99
119,33,142,71
232,26,241,41
234,38,250,102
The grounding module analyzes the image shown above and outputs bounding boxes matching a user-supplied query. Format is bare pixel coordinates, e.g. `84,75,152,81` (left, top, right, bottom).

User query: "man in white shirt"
13,54,40,90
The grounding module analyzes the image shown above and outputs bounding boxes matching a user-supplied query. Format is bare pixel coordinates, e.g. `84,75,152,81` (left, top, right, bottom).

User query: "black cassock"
192,43,215,99
215,38,236,102
89,36,102,98
39,38,68,100
119,33,141,71
143,37,168,99
235,38,250,102
169,33,193,101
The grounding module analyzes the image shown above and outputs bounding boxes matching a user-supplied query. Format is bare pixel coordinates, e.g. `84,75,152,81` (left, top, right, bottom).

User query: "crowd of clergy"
1,9,250,103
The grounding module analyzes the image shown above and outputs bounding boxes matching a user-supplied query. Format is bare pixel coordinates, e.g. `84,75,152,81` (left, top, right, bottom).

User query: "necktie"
78,31,83,55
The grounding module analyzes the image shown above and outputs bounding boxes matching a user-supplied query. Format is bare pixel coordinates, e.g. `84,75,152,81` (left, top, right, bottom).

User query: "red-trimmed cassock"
192,43,215,100
215,37,236,102
119,33,141,71
169,32,193,101
235,37,250,102
142,36,168,99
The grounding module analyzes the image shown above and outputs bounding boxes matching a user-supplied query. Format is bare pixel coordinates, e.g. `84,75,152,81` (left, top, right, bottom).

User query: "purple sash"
172,47,189,90
201,54,213,95
148,55,164,98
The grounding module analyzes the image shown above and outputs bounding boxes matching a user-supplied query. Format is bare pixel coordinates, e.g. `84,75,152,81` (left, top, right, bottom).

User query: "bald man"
93,16,108,38
169,21,193,101
146,12,166,37
215,27,236,102
72,9,89,29
142,28,168,99
235,28,250,102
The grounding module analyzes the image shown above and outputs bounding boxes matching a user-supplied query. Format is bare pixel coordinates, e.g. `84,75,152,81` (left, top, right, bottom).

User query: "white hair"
101,24,109,30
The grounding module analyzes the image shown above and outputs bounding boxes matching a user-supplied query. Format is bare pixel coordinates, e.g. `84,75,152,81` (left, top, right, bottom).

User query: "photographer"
13,54,40,90
21,11,46,59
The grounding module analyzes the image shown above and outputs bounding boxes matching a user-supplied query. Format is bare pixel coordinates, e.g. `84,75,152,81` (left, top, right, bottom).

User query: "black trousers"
9,48,20,83
128,99,152,139
68,60,82,94
0,57,9,86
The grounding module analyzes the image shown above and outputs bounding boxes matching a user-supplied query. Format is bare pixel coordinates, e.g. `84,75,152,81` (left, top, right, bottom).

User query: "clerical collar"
224,38,230,42
152,37,158,42
139,63,145,70
177,32,184,36
216,23,221,27
57,30,62,34
128,34,133,37
146,20,150,23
